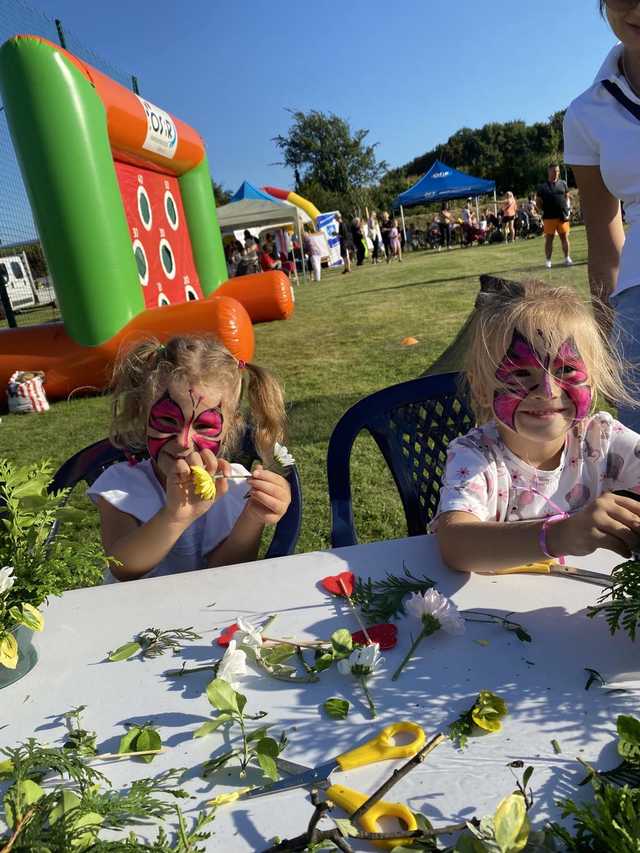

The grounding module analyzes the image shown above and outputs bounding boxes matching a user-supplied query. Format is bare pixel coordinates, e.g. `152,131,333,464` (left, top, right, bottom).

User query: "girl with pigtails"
433,279,640,573
88,336,291,582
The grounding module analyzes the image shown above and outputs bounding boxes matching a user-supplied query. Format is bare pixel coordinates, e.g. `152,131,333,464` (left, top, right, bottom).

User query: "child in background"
389,219,402,262
89,336,291,582
433,280,640,572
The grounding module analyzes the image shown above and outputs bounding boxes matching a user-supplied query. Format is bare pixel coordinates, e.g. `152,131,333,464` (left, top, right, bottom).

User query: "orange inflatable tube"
0,296,254,403
217,270,294,323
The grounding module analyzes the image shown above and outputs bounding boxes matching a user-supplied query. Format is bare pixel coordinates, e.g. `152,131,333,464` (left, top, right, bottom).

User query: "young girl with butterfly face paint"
88,336,291,581
433,279,640,572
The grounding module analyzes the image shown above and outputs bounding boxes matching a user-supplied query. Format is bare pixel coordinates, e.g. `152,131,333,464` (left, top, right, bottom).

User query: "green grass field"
0,228,590,571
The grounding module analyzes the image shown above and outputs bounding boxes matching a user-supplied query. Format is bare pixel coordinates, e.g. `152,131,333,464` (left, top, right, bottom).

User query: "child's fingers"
605,504,640,532
214,458,231,499
247,489,286,515
173,457,191,478
613,494,640,518
199,449,219,476
593,518,638,554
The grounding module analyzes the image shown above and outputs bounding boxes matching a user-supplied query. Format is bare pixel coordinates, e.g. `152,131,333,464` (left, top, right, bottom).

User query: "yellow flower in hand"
190,466,217,501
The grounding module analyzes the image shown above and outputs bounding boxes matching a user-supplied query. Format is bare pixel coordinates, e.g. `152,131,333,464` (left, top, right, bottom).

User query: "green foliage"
118,723,162,763
588,558,640,641
211,179,231,207
62,706,97,757
350,564,435,624
449,691,508,749
0,459,106,639
108,627,202,661
617,715,640,766
551,779,640,852
322,698,350,720
273,109,387,198
0,736,217,851
200,677,286,781
402,111,566,198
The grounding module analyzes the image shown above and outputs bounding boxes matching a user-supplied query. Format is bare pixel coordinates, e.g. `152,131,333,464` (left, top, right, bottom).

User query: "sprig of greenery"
350,563,435,624
0,459,107,642
448,691,508,750
197,677,287,781
550,778,640,852
461,610,532,643
62,705,97,757
109,627,202,661
0,737,216,852
588,558,640,641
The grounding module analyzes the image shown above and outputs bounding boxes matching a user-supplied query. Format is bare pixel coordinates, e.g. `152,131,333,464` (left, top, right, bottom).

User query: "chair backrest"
327,372,474,548
49,432,302,560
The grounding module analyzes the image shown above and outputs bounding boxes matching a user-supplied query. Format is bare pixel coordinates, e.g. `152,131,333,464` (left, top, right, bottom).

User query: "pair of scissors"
245,721,426,850
479,560,613,586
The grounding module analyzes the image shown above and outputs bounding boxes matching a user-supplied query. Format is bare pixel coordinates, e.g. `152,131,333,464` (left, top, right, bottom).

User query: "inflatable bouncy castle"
0,36,293,401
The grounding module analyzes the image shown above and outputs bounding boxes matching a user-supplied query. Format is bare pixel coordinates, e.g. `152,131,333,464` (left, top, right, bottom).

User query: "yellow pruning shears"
479,559,613,586
245,721,426,849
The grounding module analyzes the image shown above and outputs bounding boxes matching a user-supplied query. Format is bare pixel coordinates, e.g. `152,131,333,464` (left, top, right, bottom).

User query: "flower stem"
391,627,428,681
359,676,377,719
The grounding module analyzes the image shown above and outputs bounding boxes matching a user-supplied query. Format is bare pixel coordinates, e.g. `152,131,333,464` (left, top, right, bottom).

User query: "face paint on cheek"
192,408,224,455
146,392,189,461
493,331,542,432
553,340,592,425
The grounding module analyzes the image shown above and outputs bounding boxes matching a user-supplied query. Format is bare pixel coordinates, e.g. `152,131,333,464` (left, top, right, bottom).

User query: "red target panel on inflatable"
115,161,203,308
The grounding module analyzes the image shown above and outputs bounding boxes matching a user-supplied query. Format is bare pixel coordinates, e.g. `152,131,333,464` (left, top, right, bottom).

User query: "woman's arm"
436,510,547,572
572,165,625,332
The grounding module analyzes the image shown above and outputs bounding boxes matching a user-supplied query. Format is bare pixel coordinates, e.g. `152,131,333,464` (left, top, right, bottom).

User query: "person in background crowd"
242,230,260,274
389,219,403,262
536,164,573,270
439,202,452,250
501,192,518,244
352,217,367,266
368,211,382,264
303,228,323,282
380,211,393,261
335,213,352,274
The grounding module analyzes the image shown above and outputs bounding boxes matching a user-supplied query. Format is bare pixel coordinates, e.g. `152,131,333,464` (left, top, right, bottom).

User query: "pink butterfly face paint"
147,386,224,462
493,331,591,431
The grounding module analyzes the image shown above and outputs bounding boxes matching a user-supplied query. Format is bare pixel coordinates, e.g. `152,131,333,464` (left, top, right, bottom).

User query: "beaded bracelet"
539,512,569,565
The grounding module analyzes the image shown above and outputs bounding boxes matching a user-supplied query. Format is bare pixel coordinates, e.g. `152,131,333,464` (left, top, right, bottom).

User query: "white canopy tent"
216,198,311,281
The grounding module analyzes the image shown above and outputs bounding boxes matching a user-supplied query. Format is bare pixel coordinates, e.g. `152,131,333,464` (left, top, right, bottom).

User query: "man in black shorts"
536,164,573,269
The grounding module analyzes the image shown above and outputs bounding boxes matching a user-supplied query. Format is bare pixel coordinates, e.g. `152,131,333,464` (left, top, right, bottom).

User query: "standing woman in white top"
564,0,640,429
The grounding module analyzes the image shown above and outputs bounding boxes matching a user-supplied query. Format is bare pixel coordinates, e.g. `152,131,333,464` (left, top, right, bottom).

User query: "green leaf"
117,727,141,756
454,835,486,853
334,817,358,837
323,698,350,720
617,714,640,764
236,691,247,716
255,737,280,781
133,727,162,763
69,810,104,848
108,641,142,662
246,725,271,743
193,715,233,738
260,643,296,667
312,652,334,673
522,766,534,790
19,603,44,632
202,749,239,776
4,778,45,829
514,627,532,643
49,789,82,825
206,677,239,713
494,794,529,853
330,628,353,656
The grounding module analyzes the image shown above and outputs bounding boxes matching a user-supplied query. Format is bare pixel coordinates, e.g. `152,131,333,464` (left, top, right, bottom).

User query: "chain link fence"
0,0,137,328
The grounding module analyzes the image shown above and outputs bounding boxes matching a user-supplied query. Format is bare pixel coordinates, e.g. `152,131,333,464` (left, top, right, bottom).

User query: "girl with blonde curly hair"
433,279,640,572
88,335,291,582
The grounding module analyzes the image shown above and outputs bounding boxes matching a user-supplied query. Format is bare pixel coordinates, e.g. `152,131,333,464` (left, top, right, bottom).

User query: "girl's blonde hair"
465,278,633,423
110,335,286,462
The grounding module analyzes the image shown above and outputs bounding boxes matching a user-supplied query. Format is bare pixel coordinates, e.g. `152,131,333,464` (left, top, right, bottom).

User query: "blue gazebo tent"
392,159,496,237
230,181,280,203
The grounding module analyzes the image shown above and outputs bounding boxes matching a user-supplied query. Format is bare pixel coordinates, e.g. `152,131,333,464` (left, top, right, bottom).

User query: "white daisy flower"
0,566,15,596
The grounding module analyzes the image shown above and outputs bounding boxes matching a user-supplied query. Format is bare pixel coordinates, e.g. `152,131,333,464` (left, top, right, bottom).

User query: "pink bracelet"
539,512,569,565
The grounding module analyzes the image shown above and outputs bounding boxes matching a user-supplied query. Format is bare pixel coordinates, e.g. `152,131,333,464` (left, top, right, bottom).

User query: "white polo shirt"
564,43,640,297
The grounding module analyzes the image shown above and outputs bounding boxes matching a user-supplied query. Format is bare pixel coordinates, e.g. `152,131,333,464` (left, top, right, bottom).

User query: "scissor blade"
243,759,339,799
549,565,613,586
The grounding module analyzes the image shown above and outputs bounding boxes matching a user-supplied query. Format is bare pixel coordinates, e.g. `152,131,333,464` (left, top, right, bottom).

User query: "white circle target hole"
159,238,176,279
132,239,149,286
164,190,179,230
137,185,153,231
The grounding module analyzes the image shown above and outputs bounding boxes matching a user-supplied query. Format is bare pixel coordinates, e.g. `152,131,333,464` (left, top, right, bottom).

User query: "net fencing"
0,0,136,328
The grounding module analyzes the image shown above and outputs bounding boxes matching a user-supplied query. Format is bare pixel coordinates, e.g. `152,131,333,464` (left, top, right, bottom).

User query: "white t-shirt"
88,459,251,582
431,412,640,528
564,42,640,296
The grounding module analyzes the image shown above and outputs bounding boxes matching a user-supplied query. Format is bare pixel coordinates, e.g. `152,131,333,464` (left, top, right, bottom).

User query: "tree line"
214,108,569,217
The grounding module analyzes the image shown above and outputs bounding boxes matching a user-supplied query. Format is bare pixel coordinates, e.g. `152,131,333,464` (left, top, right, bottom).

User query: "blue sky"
5,0,616,195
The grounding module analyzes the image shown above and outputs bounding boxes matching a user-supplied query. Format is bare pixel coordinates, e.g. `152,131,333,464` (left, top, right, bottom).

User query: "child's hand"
164,450,230,526
548,492,640,559
243,466,291,526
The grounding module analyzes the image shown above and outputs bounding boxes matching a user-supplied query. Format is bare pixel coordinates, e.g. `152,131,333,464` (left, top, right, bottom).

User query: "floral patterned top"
431,412,640,528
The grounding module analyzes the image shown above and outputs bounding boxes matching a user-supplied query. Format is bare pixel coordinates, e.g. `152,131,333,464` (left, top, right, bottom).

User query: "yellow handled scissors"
245,721,425,849
478,560,613,586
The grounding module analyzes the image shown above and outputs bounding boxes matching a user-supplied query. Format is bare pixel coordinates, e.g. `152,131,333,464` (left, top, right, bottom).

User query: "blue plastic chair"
327,372,474,548
49,431,302,560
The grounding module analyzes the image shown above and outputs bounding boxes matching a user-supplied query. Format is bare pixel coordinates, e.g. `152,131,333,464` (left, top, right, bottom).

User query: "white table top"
2,536,637,850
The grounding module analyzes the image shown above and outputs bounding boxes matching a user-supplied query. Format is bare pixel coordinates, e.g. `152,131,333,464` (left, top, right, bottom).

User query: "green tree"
211,180,231,207
273,109,387,197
